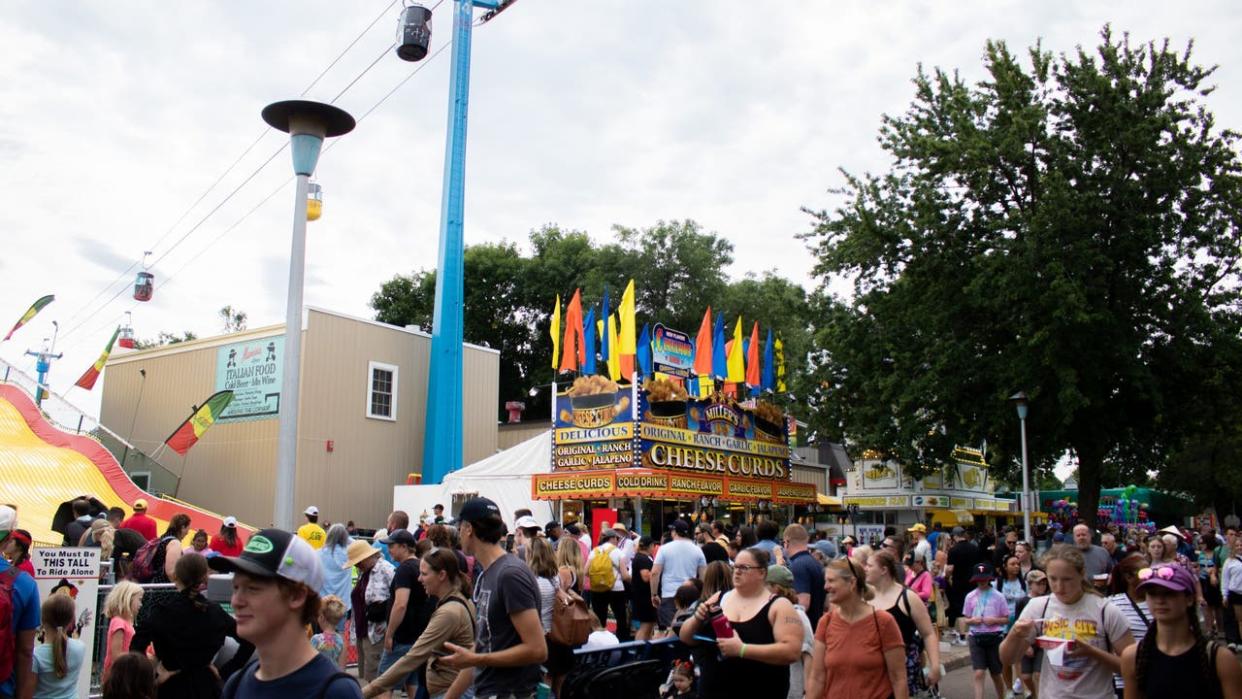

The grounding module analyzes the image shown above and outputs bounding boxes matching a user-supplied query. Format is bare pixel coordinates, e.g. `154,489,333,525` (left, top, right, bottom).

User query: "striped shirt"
1107,593,1150,690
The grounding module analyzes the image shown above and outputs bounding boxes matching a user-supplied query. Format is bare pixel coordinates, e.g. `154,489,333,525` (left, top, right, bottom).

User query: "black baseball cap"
970,562,995,583
381,529,418,546
669,519,689,535
208,528,324,591
457,497,501,523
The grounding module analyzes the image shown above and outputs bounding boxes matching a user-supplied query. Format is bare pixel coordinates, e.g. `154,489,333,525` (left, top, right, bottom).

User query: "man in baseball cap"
298,506,326,550
440,498,546,698
121,498,158,541
212,529,361,697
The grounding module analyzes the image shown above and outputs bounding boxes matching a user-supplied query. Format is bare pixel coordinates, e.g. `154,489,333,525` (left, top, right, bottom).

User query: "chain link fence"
89,583,180,694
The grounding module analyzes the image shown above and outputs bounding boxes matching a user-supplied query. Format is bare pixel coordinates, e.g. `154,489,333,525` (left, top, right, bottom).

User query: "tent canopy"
393,431,555,527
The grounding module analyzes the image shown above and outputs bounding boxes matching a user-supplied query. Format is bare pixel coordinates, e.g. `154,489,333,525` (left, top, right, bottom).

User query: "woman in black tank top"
868,550,942,693
679,548,805,698
1120,562,1242,698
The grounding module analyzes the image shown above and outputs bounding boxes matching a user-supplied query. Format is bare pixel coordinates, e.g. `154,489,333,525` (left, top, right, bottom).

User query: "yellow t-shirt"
298,523,326,549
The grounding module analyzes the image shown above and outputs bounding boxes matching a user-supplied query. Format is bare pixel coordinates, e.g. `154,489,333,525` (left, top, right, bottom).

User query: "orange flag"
745,321,761,387
558,289,585,372
693,307,713,376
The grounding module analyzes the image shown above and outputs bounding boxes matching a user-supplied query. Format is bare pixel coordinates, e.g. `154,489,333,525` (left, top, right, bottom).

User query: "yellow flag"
775,336,786,392
550,295,561,369
727,317,745,382
608,314,621,380
618,280,636,354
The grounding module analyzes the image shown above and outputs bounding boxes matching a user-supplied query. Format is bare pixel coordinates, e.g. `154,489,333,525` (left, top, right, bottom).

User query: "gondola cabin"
118,325,135,349
307,182,323,222
133,272,154,302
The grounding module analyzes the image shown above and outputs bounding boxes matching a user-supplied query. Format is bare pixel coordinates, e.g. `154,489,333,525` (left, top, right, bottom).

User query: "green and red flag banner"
164,390,234,456
4,295,54,341
74,327,120,390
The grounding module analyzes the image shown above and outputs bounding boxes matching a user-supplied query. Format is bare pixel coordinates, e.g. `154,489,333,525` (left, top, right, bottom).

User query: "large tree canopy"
802,28,1242,527
372,220,815,421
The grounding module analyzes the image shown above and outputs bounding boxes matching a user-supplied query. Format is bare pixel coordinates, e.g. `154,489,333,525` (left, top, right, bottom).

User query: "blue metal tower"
422,0,506,485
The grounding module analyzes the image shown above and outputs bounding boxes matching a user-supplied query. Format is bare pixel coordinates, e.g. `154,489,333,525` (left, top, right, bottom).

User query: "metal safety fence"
88,582,179,695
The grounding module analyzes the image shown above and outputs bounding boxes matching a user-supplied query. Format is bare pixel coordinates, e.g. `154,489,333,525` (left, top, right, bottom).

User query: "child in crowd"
101,581,144,682
659,659,695,698
1014,569,1048,698
963,562,1010,699
311,595,348,667
101,653,156,699
33,594,86,699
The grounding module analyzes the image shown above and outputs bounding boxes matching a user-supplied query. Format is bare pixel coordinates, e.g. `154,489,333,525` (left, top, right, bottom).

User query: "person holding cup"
1000,545,1134,699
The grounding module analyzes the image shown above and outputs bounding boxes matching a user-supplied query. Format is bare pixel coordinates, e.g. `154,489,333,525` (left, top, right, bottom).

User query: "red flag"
745,321,761,387
558,289,585,372
693,308,713,376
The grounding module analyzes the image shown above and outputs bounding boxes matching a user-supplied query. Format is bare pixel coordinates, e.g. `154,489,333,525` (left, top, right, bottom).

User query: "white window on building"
367,361,398,421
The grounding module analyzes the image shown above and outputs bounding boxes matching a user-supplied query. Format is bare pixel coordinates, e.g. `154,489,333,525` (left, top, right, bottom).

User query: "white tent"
392,431,554,526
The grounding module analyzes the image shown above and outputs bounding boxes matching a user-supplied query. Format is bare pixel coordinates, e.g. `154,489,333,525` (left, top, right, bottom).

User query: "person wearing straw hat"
343,539,393,683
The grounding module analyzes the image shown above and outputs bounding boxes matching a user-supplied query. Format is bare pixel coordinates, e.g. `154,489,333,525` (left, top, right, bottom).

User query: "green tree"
372,221,814,420
801,28,1242,527
218,306,247,333
132,330,198,350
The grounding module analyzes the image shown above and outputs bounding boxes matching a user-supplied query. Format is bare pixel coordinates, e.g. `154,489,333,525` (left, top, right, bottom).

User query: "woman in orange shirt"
807,558,909,699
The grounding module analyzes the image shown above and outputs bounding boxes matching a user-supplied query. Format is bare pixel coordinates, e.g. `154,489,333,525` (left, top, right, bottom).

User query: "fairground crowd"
2,499,1242,698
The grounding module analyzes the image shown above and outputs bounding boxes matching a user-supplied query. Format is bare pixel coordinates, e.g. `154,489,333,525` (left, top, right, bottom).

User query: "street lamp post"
1009,391,1032,544
261,100,355,530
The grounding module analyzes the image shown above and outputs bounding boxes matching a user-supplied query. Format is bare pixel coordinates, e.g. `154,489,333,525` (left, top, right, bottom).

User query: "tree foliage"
132,330,198,350
801,28,1242,526
371,220,814,420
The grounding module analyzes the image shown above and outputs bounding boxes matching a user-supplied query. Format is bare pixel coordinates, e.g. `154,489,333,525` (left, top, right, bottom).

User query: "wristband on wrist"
739,643,747,658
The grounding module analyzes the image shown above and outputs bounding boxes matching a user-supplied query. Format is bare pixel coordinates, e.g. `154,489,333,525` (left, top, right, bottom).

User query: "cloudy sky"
2,1,1240,420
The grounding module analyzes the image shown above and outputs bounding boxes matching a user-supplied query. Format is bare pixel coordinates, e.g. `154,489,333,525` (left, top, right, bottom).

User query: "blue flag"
601,286,611,365
637,323,652,379
762,328,775,392
712,314,727,379
582,307,597,375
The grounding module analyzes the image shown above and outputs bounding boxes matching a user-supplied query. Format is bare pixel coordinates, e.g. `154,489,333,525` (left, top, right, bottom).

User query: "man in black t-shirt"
945,526,982,634
377,529,430,698
441,497,547,699
213,528,361,699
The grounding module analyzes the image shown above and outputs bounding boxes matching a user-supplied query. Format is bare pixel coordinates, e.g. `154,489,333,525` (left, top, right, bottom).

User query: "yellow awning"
817,493,842,507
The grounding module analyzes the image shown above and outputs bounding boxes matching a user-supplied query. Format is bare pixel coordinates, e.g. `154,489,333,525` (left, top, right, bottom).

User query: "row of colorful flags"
549,283,788,396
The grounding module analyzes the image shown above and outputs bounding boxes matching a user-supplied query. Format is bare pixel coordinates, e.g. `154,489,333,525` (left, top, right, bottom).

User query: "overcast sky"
2,1,1240,422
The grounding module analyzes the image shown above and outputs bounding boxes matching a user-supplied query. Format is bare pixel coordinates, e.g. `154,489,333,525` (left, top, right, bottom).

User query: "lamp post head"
1009,391,1029,420
261,100,356,176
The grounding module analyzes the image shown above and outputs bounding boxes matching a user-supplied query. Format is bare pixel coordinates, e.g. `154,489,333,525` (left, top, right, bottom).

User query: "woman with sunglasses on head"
1000,545,1134,699
680,548,803,698
1119,563,1242,698
807,558,909,699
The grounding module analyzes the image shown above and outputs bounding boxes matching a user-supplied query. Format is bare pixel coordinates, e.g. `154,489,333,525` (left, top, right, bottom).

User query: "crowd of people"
4,498,1242,698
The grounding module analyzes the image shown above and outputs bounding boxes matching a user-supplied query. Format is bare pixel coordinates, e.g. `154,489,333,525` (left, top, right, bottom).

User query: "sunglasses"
1137,566,1175,581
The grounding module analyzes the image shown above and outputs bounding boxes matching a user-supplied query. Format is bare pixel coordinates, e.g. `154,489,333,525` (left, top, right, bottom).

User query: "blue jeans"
378,642,419,689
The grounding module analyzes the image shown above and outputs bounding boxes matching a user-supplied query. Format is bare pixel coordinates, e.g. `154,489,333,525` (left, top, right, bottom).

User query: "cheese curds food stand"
532,375,816,536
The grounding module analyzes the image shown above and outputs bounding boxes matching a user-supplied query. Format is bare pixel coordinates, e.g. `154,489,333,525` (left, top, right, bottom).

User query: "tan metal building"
99,306,500,528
